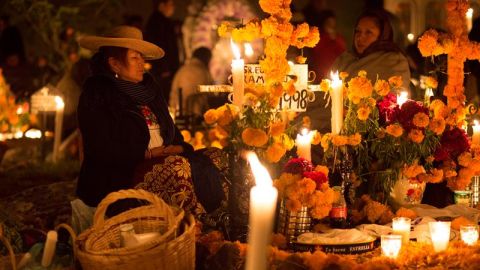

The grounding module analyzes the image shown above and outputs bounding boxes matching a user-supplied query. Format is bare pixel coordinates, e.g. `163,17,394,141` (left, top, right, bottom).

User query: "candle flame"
246,151,273,187
301,128,309,136
55,96,64,110
397,91,408,107
467,8,474,19
25,129,42,139
330,70,342,88
244,43,253,57
230,39,241,60
407,33,415,42
475,120,479,126
16,106,23,114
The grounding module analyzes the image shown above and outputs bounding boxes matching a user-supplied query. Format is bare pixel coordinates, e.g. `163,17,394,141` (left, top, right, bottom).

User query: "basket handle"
54,223,77,263
0,224,16,270
93,189,175,230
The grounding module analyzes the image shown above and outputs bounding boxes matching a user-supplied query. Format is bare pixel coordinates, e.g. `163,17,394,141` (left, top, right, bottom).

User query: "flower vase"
227,151,255,242
390,176,426,206
276,200,312,245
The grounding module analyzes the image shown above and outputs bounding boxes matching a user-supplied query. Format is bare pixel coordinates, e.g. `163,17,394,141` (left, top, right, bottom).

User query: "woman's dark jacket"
76,72,193,207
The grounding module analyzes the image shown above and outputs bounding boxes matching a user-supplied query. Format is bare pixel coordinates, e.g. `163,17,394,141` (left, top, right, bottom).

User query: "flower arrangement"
0,68,33,135
203,0,320,163
320,70,480,201
272,157,336,219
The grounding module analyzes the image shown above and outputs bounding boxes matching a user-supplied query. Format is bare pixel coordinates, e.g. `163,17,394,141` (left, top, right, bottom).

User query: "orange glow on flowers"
265,142,287,163
319,79,331,92
339,71,349,80
396,207,418,219
269,121,286,136
408,129,425,143
331,135,348,146
181,130,192,142
311,130,322,145
348,133,362,146
374,79,390,96
386,124,403,137
429,118,446,135
357,106,371,121
403,163,426,178
388,75,403,88
413,112,430,128
425,76,438,89
241,128,268,147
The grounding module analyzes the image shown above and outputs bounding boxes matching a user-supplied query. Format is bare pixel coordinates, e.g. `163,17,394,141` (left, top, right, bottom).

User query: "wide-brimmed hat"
78,25,164,60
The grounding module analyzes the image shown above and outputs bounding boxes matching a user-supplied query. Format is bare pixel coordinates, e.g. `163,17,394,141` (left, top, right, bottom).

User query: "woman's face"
354,17,380,54
111,49,145,83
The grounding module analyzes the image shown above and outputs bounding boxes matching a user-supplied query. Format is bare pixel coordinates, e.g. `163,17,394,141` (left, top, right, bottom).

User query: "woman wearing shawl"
75,26,227,228
332,9,411,87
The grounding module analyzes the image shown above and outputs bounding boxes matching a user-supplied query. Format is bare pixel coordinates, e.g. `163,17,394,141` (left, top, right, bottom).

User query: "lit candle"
460,225,479,246
330,71,343,134
392,217,411,244
231,39,244,107
381,234,402,259
407,33,415,43
245,152,278,270
467,8,474,32
473,120,480,145
41,230,58,267
53,96,64,163
296,128,313,161
429,221,451,252
244,43,254,63
424,88,433,106
397,91,408,107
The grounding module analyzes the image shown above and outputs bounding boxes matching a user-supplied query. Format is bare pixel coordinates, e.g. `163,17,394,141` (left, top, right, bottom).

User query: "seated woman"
75,26,227,224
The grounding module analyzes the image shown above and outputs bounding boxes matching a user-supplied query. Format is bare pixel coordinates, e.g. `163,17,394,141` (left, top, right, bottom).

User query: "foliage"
203,0,319,163
8,0,123,75
0,69,33,133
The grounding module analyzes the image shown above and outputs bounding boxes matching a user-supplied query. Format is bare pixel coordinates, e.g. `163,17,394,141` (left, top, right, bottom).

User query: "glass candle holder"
381,235,402,259
460,225,479,246
429,221,451,252
392,217,411,244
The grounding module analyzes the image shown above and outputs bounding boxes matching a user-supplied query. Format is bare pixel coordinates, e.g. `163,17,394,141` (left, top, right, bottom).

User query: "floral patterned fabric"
134,148,229,215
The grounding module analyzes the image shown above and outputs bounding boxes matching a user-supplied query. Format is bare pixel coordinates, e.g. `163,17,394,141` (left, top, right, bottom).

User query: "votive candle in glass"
429,221,451,252
460,225,479,246
392,217,411,244
381,235,402,259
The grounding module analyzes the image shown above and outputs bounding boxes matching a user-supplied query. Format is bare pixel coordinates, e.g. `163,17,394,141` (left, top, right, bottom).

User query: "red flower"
283,158,313,174
435,127,470,161
303,171,328,189
377,93,399,124
407,189,415,196
396,100,428,132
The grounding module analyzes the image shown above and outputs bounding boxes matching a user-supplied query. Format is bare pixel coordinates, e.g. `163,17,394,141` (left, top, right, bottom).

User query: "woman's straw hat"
78,25,164,60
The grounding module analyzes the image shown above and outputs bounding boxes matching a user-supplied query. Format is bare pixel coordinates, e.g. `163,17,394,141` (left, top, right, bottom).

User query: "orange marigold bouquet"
0,68,34,135
319,70,480,200
273,157,337,219
204,0,319,163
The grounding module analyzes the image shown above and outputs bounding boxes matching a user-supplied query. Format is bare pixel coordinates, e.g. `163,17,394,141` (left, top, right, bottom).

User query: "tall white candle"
52,96,64,163
392,217,411,244
473,120,480,145
245,152,278,270
467,8,474,32
429,221,451,252
296,128,313,161
397,91,408,107
231,40,244,107
41,230,58,267
330,71,343,134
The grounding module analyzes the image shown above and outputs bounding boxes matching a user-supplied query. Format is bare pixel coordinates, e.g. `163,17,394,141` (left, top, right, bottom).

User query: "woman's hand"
149,145,183,158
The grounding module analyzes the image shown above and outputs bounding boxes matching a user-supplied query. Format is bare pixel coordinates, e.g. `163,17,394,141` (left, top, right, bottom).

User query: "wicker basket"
76,189,195,270
276,200,312,245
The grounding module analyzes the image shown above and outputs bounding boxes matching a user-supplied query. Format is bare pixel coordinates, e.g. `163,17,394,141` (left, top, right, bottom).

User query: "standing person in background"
0,15,25,65
170,47,212,117
145,0,180,104
309,10,346,81
363,0,405,48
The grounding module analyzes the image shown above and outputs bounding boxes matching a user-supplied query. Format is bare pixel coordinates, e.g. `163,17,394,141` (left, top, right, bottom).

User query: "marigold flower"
386,124,403,137
458,151,473,167
285,198,302,212
285,79,296,96
314,165,329,176
274,133,295,150
241,128,268,147
295,55,307,64
413,112,430,128
217,22,231,37
331,135,348,146
425,76,438,89
311,130,322,145
216,104,238,126
348,133,362,146
357,106,371,121
181,130,192,142
269,121,286,137
339,71,349,80
358,70,367,77
396,207,418,219
373,79,390,96
388,75,403,88
302,116,311,129
408,129,425,143
403,163,426,178
428,168,444,183
319,79,331,92
429,118,446,135
321,133,331,150
266,142,287,163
